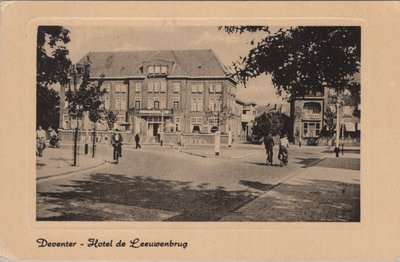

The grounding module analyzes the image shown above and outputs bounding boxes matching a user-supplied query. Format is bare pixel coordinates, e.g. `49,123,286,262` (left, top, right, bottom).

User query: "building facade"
59,50,241,139
291,87,360,145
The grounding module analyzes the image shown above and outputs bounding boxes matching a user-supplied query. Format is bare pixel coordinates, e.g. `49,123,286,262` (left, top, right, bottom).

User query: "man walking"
264,132,274,166
36,126,46,157
135,133,141,149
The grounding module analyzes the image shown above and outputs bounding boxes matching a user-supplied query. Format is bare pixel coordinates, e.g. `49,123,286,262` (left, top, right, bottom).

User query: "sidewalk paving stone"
221,158,360,222
36,146,108,179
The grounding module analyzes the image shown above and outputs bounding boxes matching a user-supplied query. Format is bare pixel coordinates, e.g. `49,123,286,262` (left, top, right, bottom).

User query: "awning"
344,122,356,132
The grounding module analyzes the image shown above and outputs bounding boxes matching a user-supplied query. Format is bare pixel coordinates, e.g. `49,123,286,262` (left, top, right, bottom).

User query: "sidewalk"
221,157,360,222
36,146,108,180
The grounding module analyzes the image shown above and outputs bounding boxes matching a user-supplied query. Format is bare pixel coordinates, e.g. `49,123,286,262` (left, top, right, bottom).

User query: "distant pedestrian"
264,132,274,166
36,126,46,157
135,134,141,149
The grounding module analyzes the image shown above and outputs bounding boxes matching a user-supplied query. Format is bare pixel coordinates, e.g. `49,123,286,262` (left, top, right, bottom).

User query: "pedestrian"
263,131,274,166
111,129,123,158
36,126,46,157
135,133,141,149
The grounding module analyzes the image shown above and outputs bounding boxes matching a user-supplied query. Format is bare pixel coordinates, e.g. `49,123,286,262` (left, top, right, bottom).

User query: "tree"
220,26,360,101
65,56,105,126
104,110,118,131
36,26,71,129
320,106,337,139
252,112,291,137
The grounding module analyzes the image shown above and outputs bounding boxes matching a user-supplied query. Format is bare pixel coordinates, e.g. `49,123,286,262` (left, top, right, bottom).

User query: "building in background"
59,49,241,139
290,85,360,146
236,100,257,139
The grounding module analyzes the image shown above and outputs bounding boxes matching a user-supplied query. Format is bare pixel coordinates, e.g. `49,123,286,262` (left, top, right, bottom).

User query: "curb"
37,159,108,181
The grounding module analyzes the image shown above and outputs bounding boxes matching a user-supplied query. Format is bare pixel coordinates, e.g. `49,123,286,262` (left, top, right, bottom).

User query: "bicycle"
112,142,122,164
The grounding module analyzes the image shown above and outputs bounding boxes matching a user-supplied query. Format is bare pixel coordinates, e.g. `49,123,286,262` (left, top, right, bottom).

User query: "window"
102,83,111,93
160,82,166,93
192,83,204,93
190,117,203,124
148,66,154,74
148,82,154,92
104,97,110,110
115,84,126,93
148,98,153,109
160,97,166,109
161,65,168,74
173,82,181,93
155,66,161,74
209,98,214,111
115,97,121,110
173,99,179,109
154,100,160,109
117,115,125,122
135,99,141,109
210,83,222,93
154,82,160,92
303,121,321,137
191,98,197,111
303,102,321,114
135,83,142,92
197,98,203,111
191,98,203,111
120,97,126,110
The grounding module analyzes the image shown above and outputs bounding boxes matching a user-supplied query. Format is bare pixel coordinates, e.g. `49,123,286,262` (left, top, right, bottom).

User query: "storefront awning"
344,122,356,132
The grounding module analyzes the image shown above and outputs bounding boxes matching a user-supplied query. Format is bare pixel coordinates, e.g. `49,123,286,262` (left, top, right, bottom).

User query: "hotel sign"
303,113,321,120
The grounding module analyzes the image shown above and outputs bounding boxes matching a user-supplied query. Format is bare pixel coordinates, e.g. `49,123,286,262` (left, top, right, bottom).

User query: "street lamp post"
335,97,341,158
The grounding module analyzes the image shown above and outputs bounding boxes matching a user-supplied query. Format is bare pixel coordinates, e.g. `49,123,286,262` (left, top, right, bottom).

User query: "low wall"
59,130,134,144
59,130,235,145
162,133,230,145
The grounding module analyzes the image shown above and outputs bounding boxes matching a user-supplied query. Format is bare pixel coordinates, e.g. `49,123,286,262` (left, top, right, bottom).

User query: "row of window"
101,82,236,95
148,65,168,75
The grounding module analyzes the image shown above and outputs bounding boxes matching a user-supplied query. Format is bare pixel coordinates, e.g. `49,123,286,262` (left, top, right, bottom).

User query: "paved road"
37,145,358,221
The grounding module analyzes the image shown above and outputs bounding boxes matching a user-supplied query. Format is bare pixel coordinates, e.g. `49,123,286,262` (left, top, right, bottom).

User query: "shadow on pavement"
226,178,360,222
314,158,360,171
293,158,321,168
244,161,281,167
37,173,256,221
239,180,277,192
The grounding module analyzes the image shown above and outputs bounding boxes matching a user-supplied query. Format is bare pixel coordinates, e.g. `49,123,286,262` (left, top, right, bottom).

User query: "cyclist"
263,132,274,166
278,134,289,165
111,129,123,161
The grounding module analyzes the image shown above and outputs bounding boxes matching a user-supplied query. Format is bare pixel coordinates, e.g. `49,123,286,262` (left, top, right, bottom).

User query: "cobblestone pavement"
37,144,360,221
221,158,360,222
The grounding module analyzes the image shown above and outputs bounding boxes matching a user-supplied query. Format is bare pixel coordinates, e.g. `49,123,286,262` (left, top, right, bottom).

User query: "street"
37,144,360,221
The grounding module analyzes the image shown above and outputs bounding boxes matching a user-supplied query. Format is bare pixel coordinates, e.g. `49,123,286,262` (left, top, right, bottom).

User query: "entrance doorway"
153,123,160,137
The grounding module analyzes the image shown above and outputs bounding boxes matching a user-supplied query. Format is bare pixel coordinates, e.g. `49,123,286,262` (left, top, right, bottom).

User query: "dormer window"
147,65,168,76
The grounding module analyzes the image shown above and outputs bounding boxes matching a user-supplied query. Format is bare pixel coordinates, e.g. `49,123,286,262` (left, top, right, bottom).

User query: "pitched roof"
78,49,229,78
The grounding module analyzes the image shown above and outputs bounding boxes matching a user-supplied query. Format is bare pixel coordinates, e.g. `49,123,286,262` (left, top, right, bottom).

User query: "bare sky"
66,26,287,105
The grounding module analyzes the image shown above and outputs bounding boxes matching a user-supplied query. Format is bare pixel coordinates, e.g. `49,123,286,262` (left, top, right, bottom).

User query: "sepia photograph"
36,25,361,222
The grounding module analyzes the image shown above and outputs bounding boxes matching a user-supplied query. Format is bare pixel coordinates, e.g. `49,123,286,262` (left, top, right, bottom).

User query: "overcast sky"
66,26,287,105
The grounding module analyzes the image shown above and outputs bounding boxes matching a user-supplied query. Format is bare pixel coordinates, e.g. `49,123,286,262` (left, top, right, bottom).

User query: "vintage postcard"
1,1,400,260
